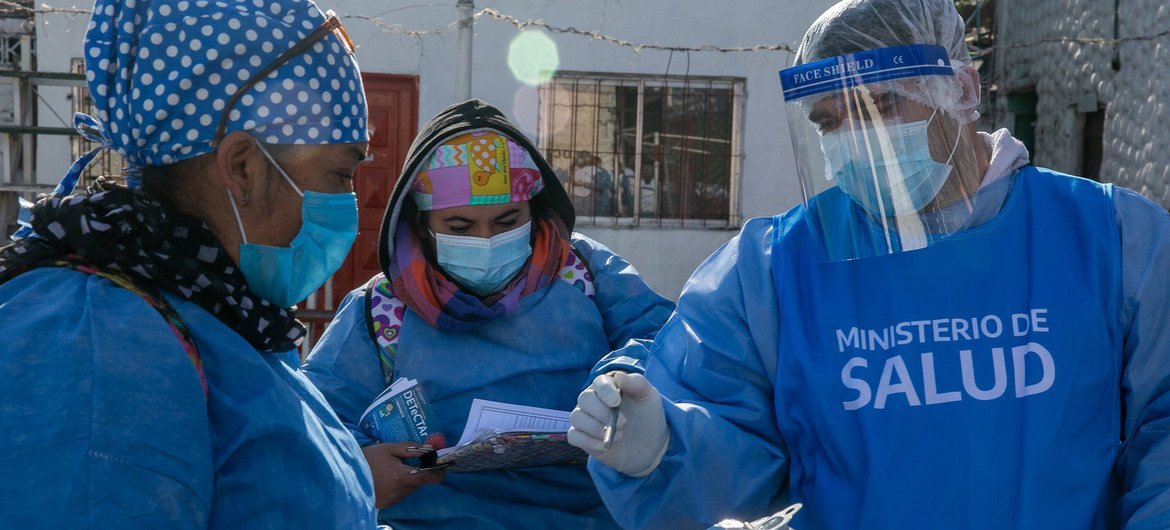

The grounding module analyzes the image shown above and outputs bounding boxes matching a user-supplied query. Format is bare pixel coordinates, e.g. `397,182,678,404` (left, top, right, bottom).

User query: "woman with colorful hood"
0,0,378,527
301,99,675,529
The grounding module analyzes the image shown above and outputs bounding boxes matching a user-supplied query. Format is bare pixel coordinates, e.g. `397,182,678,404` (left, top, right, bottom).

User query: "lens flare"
507,29,558,86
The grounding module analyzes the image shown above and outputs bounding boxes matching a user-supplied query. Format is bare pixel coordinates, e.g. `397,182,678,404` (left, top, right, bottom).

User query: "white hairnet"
795,0,977,121
794,0,970,66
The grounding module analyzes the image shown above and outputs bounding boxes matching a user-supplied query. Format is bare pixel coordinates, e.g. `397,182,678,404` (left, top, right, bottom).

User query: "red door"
299,73,419,357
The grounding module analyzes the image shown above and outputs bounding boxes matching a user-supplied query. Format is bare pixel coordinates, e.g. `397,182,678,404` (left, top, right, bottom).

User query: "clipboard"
421,398,587,473
428,429,588,473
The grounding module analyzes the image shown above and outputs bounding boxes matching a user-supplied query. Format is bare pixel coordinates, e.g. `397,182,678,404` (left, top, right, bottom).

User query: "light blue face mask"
433,221,533,296
229,142,358,308
821,111,959,216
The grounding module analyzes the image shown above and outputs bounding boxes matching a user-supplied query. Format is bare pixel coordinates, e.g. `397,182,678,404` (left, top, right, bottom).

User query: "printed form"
442,398,571,456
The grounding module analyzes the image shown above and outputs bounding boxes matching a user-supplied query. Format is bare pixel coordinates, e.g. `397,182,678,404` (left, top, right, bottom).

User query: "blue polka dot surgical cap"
77,0,368,189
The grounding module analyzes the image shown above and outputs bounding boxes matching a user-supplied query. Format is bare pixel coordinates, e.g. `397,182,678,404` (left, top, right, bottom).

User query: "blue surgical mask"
229,142,358,307
433,221,533,296
821,113,957,216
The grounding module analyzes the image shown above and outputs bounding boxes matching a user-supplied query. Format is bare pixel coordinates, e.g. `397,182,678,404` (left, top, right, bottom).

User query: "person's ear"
212,131,268,204
955,64,980,113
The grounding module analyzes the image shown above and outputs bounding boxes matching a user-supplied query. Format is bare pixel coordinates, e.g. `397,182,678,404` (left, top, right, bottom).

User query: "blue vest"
771,167,1124,530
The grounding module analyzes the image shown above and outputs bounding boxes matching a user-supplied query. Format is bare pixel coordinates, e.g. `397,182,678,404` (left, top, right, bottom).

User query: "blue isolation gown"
0,267,377,529
591,168,1170,530
302,234,674,530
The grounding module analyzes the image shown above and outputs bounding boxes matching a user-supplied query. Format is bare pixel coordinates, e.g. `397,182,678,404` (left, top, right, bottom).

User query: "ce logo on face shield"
892,55,905,65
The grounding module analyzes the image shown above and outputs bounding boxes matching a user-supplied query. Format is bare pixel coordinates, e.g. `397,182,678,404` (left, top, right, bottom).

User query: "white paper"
437,398,571,457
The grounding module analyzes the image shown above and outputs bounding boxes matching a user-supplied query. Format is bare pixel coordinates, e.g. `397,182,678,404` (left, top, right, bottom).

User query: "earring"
240,192,250,205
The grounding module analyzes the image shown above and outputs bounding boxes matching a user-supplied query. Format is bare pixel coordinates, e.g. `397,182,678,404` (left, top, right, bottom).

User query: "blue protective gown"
302,234,674,530
0,267,377,529
591,168,1170,529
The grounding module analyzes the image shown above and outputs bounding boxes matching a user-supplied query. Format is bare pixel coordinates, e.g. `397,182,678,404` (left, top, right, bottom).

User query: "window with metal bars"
0,34,21,68
70,57,125,187
538,72,744,228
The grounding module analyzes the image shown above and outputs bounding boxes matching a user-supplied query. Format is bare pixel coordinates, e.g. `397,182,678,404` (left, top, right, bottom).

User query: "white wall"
582,226,731,297
36,0,835,299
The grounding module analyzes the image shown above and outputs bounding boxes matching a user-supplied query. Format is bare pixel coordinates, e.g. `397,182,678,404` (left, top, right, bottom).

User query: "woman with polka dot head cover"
300,99,675,529
0,0,380,527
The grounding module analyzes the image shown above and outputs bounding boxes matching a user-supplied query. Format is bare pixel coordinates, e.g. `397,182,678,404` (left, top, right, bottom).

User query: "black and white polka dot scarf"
0,184,305,353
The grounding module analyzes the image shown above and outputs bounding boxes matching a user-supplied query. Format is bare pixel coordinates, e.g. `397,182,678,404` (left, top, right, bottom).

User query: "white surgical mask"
433,221,533,295
821,110,960,216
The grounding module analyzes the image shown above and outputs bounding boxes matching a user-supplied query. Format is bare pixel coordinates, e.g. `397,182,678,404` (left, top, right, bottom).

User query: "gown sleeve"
1113,188,1170,529
588,218,792,528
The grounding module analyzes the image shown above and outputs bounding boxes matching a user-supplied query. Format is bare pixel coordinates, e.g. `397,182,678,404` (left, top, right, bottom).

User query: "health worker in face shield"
0,0,379,527
567,0,1170,529
300,99,674,530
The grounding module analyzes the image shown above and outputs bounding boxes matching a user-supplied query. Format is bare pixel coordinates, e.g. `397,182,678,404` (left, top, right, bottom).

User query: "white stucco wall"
995,0,1170,206
35,0,835,299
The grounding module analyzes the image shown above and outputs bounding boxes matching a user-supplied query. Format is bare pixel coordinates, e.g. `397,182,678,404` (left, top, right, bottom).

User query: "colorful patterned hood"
407,129,545,211
377,99,574,275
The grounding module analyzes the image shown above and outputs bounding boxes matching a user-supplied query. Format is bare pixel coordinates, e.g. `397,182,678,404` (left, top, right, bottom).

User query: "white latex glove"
567,371,669,477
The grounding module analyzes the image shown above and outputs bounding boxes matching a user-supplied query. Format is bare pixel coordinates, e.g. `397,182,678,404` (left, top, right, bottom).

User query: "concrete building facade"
993,0,1170,205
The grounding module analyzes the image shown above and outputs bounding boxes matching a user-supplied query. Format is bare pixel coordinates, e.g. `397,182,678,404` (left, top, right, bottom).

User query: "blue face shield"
229,142,359,307
433,221,533,296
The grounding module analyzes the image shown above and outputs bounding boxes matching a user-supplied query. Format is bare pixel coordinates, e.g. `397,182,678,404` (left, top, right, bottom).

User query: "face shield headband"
778,44,973,261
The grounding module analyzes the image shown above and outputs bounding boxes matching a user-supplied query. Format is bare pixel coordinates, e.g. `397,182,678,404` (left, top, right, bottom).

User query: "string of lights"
1,3,797,54
474,8,796,54
0,3,1167,57
969,27,1170,58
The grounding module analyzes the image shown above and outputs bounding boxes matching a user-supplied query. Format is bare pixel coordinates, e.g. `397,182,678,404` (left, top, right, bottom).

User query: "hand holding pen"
567,371,671,477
